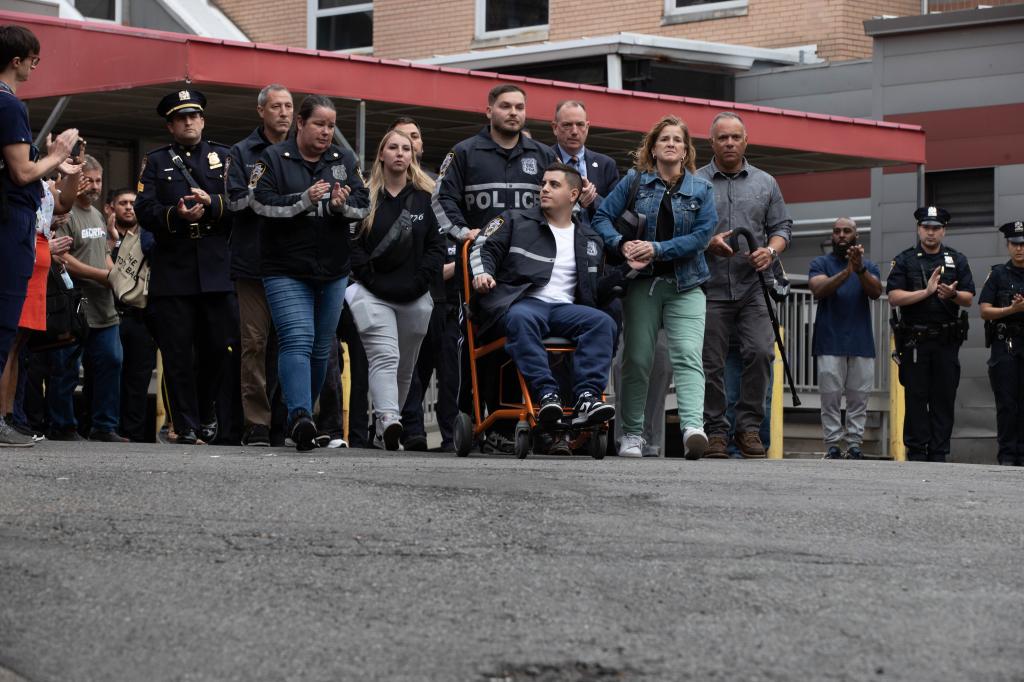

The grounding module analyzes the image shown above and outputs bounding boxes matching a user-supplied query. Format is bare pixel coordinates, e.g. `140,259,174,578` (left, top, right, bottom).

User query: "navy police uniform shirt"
134,139,233,297
980,262,1024,326
226,126,275,280
886,244,974,325
0,86,42,212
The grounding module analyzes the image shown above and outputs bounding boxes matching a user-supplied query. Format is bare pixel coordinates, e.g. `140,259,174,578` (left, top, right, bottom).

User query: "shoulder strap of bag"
169,152,200,188
625,170,643,210
368,189,416,261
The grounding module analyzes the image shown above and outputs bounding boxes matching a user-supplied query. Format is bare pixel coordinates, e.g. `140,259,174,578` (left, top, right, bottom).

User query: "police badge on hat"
332,164,347,182
521,158,538,175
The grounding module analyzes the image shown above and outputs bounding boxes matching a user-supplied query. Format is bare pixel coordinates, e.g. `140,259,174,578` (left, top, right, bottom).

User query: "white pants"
346,283,433,419
817,355,873,447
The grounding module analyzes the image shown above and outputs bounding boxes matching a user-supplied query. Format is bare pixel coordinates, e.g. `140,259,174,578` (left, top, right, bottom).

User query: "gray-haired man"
697,112,793,458
227,84,293,446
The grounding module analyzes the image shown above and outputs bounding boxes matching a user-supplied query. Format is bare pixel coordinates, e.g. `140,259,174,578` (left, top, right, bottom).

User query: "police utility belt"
892,311,969,346
167,152,215,240
985,320,1024,349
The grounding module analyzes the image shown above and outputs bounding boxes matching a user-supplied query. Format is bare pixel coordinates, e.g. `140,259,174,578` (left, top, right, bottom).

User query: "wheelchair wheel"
588,431,607,460
514,422,531,460
454,413,474,458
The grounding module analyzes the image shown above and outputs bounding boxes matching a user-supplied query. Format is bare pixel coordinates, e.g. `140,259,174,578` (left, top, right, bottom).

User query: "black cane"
728,228,802,407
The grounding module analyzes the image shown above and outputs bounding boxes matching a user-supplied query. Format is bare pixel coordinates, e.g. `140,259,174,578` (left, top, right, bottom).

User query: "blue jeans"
263,276,347,422
725,336,772,456
0,206,35,362
48,325,123,433
500,298,616,401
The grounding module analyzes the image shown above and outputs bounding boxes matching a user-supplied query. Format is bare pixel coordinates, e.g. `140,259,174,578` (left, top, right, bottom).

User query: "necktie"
570,155,579,171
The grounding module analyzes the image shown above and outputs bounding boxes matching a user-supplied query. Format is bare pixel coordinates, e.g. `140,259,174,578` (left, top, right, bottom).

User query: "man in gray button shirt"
696,112,792,458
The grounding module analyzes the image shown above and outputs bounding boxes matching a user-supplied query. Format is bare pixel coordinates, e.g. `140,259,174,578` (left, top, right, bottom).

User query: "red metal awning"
2,10,926,174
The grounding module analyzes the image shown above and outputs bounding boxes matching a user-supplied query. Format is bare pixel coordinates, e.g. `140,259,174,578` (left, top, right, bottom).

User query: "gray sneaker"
0,415,35,448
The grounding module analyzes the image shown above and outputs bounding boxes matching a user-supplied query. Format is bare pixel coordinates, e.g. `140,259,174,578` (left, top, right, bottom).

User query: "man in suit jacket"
549,100,619,225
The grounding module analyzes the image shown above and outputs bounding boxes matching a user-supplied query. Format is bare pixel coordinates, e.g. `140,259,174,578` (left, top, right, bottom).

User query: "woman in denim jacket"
592,115,717,459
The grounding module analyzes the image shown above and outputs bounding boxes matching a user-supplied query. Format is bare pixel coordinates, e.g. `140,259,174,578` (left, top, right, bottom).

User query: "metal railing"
778,287,891,395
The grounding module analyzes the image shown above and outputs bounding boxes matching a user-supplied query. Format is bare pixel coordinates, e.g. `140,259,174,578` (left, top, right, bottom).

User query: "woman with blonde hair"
592,115,718,459
347,129,445,450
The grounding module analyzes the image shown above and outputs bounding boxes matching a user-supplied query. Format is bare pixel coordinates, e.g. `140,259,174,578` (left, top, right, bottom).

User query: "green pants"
620,277,706,435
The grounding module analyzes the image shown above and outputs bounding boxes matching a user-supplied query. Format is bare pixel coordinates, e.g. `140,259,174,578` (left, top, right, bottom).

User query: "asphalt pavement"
2,442,1023,681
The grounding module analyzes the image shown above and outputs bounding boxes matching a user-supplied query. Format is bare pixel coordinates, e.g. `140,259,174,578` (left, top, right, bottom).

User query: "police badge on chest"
331,165,347,182
521,158,538,175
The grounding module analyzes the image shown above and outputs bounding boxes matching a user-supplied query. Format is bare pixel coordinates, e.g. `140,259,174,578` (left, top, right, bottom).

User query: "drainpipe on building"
921,0,929,14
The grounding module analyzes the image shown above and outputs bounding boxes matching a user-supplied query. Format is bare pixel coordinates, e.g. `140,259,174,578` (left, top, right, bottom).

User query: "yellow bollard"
154,351,166,438
768,327,785,459
341,342,351,442
888,335,906,461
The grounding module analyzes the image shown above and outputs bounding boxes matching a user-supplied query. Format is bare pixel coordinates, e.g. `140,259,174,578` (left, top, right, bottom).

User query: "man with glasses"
0,25,79,447
887,206,975,462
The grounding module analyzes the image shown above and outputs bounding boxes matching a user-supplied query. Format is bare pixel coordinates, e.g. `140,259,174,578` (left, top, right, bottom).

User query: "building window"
663,0,748,25
475,0,548,38
310,0,373,52
72,0,121,22
925,168,995,229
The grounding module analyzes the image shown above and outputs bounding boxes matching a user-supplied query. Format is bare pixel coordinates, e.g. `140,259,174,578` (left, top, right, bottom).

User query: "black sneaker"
537,392,563,423
47,427,84,442
823,445,843,460
572,392,615,427
846,446,864,460
242,424,271,447
176,429,200,446
200,420,219,445
403,434,429,451
290,413,317,452
89,430,129,443
313,433,332,449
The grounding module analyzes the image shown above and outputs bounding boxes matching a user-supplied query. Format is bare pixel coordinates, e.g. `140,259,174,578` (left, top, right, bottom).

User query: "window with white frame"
72,0,121,22
663,0,748,23
475,0,548,38
310,0,373,51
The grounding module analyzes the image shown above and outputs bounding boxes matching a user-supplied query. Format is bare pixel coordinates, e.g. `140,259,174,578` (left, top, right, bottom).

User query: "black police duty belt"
899,320,958,342
167,152,215,239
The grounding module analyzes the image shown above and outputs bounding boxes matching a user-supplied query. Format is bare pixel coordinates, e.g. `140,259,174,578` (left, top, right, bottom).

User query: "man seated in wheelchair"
470,162,617,427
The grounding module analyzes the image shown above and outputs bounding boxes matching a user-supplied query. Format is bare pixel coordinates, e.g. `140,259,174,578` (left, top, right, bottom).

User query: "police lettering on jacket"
432,126,557,241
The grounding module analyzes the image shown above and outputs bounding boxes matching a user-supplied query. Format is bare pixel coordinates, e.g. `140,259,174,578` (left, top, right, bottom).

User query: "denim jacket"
592,168,717,292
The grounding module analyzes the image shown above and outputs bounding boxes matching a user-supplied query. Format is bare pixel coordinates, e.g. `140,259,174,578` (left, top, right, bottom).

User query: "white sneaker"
327,438,348,449
618,433,645,458
683,427,708,460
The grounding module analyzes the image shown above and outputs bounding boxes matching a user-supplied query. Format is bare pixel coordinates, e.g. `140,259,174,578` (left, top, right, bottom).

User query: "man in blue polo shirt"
808,217,882,459
0,24,78,447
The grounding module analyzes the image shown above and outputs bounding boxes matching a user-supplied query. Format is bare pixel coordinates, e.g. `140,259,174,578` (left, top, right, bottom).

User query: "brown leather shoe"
704,434,729,459
735,431,766,458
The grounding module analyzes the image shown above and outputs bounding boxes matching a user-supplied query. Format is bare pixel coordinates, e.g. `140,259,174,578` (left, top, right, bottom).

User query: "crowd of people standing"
4,23,1022,465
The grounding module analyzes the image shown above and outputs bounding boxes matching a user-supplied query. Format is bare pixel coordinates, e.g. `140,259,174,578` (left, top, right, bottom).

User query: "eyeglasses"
19,55,40,67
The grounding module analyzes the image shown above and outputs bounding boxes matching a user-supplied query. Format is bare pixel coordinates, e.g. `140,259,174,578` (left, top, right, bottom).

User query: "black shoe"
572,392,615,427
537,392,563,423
431,442,456,453
846,446,864,460
290,412,318,452
176,429,200,446
89,430,129,443
403,434,429,451
313,433,332,449
200,420,218,445
6,415,44,441
242,424,271,447
547,434,572,457
47,427,84,442
823,445,843,460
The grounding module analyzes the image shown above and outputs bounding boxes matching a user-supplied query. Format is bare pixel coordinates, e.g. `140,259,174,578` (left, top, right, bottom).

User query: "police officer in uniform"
887,206,975,462
979,220,1024,466
134,89,237,445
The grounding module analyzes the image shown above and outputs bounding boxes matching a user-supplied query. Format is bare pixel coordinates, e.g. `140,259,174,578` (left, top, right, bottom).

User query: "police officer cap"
157,89,207,119
914,205,950,226
999,220,1024,244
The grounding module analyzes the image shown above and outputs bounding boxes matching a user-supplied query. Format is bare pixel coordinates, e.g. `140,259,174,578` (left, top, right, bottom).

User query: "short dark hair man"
227,84,293,447
808,217,882,460
472,162,616,427
0,24,79,446
887,206,975,462
134,89,238,446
